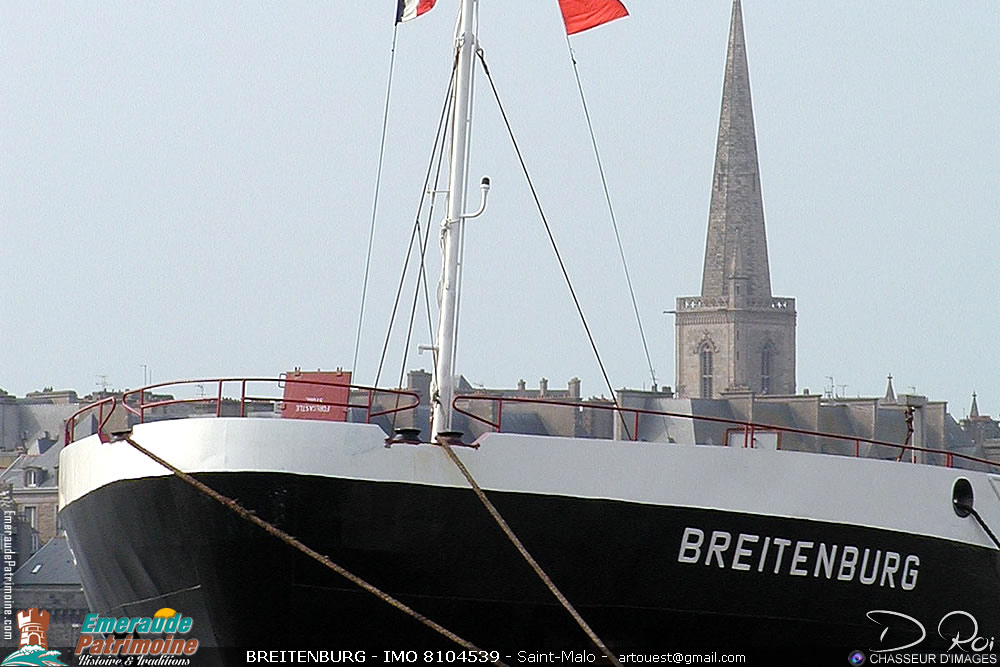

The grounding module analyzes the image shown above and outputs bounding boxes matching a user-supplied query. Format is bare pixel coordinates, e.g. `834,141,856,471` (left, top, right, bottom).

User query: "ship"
58,0,1000,661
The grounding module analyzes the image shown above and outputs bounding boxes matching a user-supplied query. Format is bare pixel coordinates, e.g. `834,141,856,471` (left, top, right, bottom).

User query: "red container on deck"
280,370,352,422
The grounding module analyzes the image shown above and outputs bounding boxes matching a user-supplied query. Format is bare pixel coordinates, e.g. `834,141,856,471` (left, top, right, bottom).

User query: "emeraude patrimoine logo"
75,608,200,658
1,608,65,666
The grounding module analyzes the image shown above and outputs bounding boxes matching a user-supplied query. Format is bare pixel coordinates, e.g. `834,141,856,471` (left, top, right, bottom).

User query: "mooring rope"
117,434,506,666
436,437,622,667
967,506,1000,551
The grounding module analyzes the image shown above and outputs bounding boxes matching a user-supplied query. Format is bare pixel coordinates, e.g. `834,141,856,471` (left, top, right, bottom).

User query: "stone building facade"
0,434,63,570
674,0,796,398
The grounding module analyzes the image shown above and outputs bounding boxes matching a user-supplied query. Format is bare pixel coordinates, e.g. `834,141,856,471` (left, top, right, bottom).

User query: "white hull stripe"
58,418,1000,549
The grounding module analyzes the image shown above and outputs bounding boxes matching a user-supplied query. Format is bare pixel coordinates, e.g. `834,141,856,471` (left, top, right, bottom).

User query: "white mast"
431,0,489,439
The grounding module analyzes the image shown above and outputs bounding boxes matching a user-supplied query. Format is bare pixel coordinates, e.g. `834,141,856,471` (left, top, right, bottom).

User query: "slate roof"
12,535,80,586
1,441,64,491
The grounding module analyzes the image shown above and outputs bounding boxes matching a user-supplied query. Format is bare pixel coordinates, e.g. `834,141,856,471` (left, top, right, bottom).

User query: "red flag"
558,0,628,35
396,0,437,24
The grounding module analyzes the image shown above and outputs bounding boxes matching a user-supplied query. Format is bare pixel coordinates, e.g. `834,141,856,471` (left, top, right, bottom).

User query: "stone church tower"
674,0,796,398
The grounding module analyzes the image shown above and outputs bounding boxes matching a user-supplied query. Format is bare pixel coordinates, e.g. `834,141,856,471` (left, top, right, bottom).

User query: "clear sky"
2,2,998,417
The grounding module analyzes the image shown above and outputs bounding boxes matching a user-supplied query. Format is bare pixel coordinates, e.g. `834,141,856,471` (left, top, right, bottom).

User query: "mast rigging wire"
565,36,658,391
390,94,453,434
475,50,631,439
373,54,460,393
353,25,401,379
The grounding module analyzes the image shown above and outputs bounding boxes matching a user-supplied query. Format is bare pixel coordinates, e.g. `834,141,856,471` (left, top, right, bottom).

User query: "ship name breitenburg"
678,527,920,590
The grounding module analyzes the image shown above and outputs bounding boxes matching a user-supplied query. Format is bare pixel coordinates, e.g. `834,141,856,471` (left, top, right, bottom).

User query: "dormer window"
24,468,40,487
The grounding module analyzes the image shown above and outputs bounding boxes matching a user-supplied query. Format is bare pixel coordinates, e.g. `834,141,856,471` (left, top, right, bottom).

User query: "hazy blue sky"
2,2,998,417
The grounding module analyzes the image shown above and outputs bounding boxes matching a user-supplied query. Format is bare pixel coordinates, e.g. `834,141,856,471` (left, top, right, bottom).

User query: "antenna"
96,375,110,392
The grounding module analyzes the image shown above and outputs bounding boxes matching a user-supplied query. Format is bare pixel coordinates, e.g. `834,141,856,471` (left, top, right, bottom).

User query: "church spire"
701,0,772,300
882,374,896,404
672,0,795,399
971,392,980,418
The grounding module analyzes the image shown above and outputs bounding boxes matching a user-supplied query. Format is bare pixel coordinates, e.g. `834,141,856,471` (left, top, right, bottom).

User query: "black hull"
61,471,1000,654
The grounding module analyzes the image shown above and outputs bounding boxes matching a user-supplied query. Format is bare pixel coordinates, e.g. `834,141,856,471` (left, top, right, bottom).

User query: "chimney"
539,378,548,397
517,379,526,392
568,377,581,399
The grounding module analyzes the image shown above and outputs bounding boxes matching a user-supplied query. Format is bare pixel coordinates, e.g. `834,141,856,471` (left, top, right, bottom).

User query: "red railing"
64,378,420,444
64,396,117,445
452,394,1000,472
64,386,996,473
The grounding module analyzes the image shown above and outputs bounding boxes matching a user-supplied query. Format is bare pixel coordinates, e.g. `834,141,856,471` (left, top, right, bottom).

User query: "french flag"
396,0,437,23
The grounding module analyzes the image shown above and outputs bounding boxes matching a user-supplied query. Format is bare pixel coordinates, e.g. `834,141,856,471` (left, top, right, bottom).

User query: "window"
24,468,39,487
23,506,38,553
700,345,714,398
761,346,772,395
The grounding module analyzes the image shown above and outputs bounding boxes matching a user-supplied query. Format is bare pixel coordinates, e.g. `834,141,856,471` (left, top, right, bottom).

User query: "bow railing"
64,396,118,445
452,394,999,472
64,377,420,444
